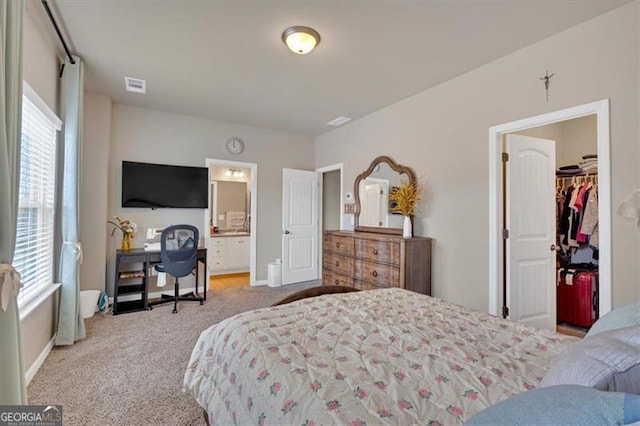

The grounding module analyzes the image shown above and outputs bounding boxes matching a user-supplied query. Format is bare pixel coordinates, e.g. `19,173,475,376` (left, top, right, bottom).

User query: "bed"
183,288,577,424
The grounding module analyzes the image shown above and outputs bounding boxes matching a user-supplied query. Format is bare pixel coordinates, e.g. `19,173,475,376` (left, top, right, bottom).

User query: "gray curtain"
55,56,85,346
0,0,27,404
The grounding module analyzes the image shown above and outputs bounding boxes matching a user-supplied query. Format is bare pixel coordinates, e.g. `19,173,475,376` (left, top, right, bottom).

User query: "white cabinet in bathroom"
208,236,250,274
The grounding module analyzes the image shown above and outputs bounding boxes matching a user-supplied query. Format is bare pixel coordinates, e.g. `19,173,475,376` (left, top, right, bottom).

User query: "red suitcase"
557,269,598,328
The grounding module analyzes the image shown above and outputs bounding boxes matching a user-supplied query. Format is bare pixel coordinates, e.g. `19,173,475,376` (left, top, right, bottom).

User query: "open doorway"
205,158,258,290
316,163,343,281
488,100,611,332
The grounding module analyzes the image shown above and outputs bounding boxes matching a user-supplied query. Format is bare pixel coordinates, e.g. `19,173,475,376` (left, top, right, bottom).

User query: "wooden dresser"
322,230,432,295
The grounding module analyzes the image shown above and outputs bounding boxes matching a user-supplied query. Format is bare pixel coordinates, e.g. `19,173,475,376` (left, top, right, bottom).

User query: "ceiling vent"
327,116,351,127
124,77,146,94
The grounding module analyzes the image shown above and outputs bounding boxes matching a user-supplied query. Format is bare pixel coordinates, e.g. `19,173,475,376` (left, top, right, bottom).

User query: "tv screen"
122,161,208,208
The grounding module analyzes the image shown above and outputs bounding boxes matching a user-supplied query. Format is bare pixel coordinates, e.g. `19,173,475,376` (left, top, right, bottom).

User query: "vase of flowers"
108,216,137,251
388,179,422,238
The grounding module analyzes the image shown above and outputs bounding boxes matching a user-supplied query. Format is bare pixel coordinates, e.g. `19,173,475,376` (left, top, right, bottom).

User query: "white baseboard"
252,280,268,286
26,334,56,385
108,287,197,304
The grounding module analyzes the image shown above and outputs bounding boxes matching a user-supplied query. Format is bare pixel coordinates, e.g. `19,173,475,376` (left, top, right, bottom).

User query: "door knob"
284,230,290,235
550,244,560,252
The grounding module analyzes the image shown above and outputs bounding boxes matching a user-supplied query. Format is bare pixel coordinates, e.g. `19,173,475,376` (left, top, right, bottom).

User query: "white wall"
104,104,315,293
80,92,111,292
316,2,640,311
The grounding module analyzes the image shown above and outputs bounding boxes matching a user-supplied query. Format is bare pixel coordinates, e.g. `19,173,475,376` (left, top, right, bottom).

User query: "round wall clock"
225,137,245,155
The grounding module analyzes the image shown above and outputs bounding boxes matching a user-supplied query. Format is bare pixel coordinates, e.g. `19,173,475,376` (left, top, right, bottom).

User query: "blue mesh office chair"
148,224,203,313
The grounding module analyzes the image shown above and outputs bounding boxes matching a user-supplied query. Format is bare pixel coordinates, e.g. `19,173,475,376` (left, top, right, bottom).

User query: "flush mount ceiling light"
281,26,321,55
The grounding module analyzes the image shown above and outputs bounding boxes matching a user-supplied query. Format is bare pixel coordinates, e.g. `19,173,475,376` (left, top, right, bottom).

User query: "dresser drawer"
323,234,354,257
322,252,354,277
355,238,400,265
353,280,386,291
354,259,399,287
322,270,353,287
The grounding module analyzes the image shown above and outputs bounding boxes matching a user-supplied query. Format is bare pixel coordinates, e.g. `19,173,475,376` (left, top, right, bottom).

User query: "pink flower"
537,343,548,351
411,363,423,371
258,413,266,426
449,364,463,372
310,380,322,392
447,405,463,418
377,408,392,418
524,383,535,390
441,346,452,353
326,400,341,411
393,371,407,381
238,348,248,358
258,336,268,343
229,372,236,384
463,390,478,400
418,388,432,399
257,370,269,381
336,356,348,362
317,362,329,368
249,357,257,368
375,381,387,391
302,421,316,426
480,376,492,386
354,387,368,399
247,397,253,411
397,399,413,410
281,399,297,415
268,346,279,353
491,368,504,377
231,340,238,349
427,421,443,426
294,368,307,375
270,382,281,396
335,372,345,380
435,375,449,383
350,420,366,426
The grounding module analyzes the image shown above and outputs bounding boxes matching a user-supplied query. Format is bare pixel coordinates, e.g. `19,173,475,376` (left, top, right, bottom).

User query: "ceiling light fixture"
281,26,321,55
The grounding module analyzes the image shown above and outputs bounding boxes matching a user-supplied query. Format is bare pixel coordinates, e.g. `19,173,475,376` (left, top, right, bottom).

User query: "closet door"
506,134,556,330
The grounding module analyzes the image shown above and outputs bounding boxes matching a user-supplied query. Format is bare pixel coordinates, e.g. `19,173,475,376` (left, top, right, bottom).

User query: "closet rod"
555,173,598,179
41,0,76,65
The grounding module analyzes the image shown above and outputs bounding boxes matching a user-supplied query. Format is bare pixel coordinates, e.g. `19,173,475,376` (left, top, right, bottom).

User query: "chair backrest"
160,224,199,278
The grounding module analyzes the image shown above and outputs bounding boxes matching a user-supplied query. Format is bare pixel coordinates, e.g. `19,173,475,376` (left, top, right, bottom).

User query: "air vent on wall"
124,77,146,94
327,116,351,127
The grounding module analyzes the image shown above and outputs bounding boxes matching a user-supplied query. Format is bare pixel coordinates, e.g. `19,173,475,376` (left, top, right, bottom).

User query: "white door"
506,134,556,330
360,178,389,227
282,169,319,285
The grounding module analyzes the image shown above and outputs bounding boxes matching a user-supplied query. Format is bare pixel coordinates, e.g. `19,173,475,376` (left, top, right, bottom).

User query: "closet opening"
488,100,611,333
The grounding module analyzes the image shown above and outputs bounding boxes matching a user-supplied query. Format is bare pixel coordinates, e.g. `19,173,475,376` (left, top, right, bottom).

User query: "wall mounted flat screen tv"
122,161,208,208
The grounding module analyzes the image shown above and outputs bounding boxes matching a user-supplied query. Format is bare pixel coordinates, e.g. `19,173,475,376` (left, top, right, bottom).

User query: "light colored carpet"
27,282,319,426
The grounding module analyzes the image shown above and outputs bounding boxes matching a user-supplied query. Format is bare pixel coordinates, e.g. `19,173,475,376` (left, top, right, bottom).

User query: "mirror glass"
358,162,408,229
354,156,416,234
209,165,251,234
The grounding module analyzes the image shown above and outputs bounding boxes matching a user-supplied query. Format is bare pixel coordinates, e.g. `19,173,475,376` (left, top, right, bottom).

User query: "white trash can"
267,262,282,287
80,290,101,319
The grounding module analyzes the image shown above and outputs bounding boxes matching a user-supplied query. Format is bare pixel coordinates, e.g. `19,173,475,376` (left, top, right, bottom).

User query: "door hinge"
501,152,509,162
502,306,510,318
502,229,509,239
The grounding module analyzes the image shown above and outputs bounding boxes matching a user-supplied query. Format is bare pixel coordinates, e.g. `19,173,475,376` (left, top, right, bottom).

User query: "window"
15,83,62,307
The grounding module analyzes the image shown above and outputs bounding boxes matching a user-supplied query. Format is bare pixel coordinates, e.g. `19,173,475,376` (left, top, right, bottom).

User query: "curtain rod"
40,0,76,65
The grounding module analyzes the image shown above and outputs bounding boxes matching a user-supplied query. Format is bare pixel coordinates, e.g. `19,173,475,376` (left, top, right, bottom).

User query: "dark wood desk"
113,248,207,315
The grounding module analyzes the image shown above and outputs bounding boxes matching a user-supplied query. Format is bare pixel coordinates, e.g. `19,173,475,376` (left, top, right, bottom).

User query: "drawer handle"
336,242,340,248
373,248,378,255
335,261,340,267
372,271,378,277
335,279,339,285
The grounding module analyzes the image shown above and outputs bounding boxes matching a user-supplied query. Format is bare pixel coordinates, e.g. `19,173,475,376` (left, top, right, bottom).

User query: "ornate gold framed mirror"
353,156,417,235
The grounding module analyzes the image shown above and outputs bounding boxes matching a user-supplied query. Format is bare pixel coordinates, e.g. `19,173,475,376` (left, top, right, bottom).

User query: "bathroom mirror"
211,181,248,231
354,155,416,235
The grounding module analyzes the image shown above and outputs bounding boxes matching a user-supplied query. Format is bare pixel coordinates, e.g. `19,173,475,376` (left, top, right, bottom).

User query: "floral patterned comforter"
184,288,576,425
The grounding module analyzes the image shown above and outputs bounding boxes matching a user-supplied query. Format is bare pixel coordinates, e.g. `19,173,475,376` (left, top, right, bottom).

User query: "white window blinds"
15,84,62,307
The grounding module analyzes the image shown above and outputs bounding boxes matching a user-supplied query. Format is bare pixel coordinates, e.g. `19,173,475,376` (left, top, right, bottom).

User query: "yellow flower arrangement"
389,179,421,216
